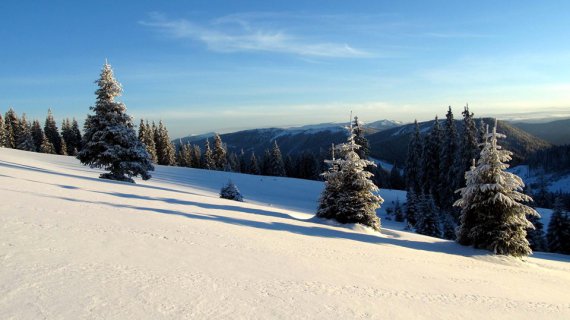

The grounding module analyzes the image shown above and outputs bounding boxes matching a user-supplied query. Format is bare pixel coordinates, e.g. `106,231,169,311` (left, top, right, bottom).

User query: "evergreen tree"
155,121,176,165
202,139,215,170
296,151,319,180
77,62,154,183
404,120,422,193
31,120,44,152
394,199,405,222
228,152,240,172
61,118,72,153
59,136,68,155
261,149,272,175
44,108,62,154
421,116,442,205
454,105,479,189
454,121,538,257
405,190,419,226
352,116,370,159
268,141,286,176
389,165,405,190
238,149,248,173
317,147,343,220
16,114,35,151
4,108,19,148
526,214,546,252
439,107,459,210
191,145,202,168
546,197,570,254
249,152,260,175
212,133,227,170
71,118,82,152
177,143,193,167
415,194,442,237
0,114,6,147
40,131,56,154
138,119,157,163
318,127,383,231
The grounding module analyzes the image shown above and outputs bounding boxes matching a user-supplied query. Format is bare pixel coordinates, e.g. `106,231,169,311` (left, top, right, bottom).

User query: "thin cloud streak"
140,13,372,58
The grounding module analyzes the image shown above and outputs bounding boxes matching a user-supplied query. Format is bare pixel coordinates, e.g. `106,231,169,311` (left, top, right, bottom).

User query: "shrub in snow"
77,62,154,183
220,180,243,202
454,121,538,257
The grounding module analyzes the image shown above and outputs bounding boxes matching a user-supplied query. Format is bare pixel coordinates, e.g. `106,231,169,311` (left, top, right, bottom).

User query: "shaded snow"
1,148,570,319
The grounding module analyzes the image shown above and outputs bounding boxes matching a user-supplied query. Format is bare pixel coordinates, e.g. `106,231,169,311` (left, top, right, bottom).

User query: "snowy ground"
1,148,569,319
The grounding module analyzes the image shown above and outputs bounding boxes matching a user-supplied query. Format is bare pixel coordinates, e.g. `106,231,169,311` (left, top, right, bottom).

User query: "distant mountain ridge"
510,118,570,145
176,120,402,156
175,118,550,167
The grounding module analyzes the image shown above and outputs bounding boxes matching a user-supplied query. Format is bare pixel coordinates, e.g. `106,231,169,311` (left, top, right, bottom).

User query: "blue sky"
1,1,569,138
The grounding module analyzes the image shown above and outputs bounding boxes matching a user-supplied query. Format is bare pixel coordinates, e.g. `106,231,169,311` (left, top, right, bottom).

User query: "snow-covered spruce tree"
352,116,370,160
317,145,343,220
453,121,538,257
213,133,227,170
415,194,442,237
220,180,244,202
44,108,63,154
454,105,479,189
77,62,154,183
138,119,157,163
269,141,286,177
16,114,35,151
0,114,6,147
40,131,56,154
546,197,570,254
177,142,193,168
4,108,19,148
155,120,176,165
202,139,215,170
318,127,384,231
71,118,82,152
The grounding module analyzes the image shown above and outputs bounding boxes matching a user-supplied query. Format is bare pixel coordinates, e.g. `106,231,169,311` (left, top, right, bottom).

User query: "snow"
1,148,570,319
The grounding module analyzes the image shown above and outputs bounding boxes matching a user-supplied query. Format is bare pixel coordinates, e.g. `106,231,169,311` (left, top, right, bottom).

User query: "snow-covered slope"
1,148,569,319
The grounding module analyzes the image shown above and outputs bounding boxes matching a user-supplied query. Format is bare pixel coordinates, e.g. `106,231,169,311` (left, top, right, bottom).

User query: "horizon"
2,1,570,138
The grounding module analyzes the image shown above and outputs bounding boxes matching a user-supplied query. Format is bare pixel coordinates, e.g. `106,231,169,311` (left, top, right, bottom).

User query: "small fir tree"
220,180,244,202
546,197,570,254
77,62,154,183
454,120,538,257
16,114,35,151
4,108,19,148
44,109,62,154
415,194,442,237
202,139,215,170
212,134,227,170
0,114,6,147
269,141,286,176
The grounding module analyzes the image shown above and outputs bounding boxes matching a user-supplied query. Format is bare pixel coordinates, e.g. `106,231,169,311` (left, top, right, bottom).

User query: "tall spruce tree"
155,121,176,166
405,190,419,226
546,197,570,254
77,62,154,183
249,152,260,175
415,194,442,237
269,141,286,176
203,139,215,170
405,120,422,193
439,107,459,210
139,119,157,163
454,121,538,257
4,108,19,148
0,114,6,147
455,105,479,188
71,118,82,153
212,134,227,170
40,131,56,154
191,145,202,168
421,116,442,206
16,114,35,151
44,109,62,154
31,120,44,152
352,116,370,159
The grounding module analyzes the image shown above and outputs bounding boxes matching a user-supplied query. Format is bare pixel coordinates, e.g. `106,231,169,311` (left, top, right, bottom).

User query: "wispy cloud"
140,13,371,58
